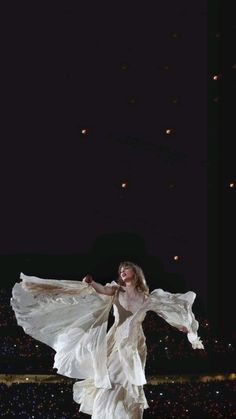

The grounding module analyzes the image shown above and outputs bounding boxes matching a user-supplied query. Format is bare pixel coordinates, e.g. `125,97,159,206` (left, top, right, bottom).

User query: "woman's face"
119,265,135,282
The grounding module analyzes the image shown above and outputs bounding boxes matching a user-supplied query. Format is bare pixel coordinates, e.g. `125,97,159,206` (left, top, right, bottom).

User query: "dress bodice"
112,292,134,325
108,290,147,353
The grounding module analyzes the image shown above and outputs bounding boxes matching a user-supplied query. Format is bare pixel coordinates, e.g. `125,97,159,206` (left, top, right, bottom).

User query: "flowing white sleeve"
145,288,204,350
10,273,114,387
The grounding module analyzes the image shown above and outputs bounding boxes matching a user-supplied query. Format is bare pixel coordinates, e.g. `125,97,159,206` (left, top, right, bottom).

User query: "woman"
10,261,204,419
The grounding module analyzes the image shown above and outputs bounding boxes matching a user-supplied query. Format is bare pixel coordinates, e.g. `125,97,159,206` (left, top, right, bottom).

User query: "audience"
0,380,235,418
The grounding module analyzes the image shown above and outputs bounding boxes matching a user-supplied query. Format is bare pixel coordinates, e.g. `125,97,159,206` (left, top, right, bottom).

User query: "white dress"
10,273,204,419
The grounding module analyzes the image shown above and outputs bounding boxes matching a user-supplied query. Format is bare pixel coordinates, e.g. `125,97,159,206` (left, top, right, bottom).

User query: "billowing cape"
10,273,204,388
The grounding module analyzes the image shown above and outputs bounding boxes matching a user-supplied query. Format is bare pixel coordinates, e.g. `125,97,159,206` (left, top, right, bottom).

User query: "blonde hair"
117,261,149,295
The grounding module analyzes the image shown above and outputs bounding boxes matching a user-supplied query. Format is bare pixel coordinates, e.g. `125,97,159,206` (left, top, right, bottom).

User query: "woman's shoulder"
105,281,122,294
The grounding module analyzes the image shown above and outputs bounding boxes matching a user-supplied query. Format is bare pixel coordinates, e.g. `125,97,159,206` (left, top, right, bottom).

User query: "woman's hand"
82,277,116,295
82,275,93,284
179,326,189,333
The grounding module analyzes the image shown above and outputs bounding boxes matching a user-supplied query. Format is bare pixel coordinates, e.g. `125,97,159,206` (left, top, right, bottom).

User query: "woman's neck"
124,281,138,297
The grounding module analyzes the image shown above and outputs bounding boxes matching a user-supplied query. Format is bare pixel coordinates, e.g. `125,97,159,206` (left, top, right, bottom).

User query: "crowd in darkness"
0,289,16,327
0,380,235,418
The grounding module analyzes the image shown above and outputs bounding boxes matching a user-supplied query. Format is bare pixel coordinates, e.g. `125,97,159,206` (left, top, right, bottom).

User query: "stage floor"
1,372,236,386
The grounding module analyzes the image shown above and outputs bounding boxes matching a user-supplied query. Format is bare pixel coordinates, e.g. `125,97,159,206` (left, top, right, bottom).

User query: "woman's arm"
82,275,117,296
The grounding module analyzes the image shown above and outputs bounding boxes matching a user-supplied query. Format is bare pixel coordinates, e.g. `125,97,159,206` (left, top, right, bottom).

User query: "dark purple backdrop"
1,2,207,307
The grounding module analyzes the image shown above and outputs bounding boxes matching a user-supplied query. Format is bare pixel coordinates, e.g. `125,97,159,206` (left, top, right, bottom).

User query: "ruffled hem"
73,379,148,418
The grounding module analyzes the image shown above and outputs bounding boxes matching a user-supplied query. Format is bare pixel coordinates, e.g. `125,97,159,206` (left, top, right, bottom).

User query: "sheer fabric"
11,273,204,419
